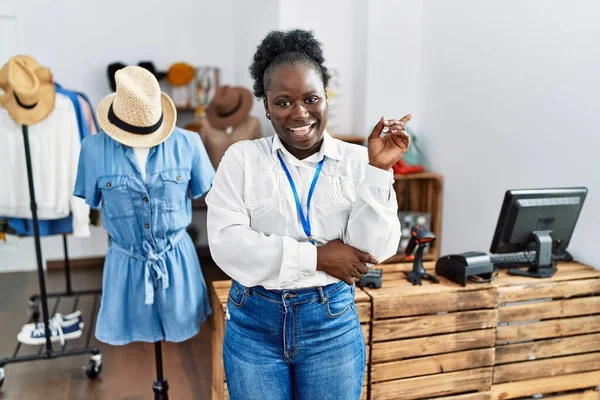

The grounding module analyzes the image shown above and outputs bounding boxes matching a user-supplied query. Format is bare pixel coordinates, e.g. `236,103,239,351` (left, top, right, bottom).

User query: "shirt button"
143,197,149,203
144,223,150,229
106,182,112,188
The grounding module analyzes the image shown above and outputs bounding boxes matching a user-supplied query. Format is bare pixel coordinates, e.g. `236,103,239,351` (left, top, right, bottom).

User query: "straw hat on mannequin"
97,66,177,148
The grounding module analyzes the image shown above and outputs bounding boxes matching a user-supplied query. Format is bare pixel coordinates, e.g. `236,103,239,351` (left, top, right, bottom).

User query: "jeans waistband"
235,279,352,305
111,230,186,305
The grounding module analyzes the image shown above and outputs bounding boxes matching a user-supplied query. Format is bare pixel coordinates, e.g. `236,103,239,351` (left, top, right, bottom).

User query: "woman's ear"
263,98,271,119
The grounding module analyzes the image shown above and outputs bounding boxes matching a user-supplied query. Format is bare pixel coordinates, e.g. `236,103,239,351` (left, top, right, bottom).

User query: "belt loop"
317,286,327,304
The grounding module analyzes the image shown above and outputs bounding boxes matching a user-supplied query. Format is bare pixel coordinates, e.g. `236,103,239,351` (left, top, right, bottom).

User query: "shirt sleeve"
74,136,101,209
344,164,401,264
64,103,90,238
190,134,215,199
206,144,317,288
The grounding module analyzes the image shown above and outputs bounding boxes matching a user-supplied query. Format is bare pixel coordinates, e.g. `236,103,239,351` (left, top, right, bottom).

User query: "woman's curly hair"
249,29,330,99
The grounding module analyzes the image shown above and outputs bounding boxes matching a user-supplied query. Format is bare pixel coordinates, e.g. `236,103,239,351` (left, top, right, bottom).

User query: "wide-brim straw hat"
0,55,56,125
97,66,177,148
206,85,253,128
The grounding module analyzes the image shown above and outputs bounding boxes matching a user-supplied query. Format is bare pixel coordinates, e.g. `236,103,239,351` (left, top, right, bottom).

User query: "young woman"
206,29,410,400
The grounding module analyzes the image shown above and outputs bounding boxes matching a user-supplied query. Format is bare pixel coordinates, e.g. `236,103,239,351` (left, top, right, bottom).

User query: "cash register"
436,187,588,285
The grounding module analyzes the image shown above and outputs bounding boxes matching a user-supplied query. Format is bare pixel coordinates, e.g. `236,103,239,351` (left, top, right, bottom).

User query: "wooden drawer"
491,263,600,399
366,264,496,400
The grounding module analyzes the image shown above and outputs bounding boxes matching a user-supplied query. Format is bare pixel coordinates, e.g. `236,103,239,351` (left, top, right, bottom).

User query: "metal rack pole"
22,125,53,353
63,234,73,294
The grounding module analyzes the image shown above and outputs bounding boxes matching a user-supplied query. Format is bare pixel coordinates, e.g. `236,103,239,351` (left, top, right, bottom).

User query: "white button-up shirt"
206,131,401,290
0,93,90,236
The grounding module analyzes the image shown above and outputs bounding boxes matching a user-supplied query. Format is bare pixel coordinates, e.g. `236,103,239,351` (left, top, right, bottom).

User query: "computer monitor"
490,187,588,278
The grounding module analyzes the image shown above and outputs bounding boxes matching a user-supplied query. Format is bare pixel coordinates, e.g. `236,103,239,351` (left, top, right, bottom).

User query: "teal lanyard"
276,151,325,244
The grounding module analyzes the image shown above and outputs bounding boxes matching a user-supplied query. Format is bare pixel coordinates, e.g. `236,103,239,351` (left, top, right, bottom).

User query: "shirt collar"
270,130,343,162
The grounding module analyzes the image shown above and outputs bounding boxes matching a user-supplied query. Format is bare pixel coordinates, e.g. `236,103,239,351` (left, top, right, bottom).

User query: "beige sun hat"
97,66,176,148
0,55,56,125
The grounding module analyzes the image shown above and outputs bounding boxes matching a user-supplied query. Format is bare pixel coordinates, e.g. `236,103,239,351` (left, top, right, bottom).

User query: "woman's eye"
306,97,319,104
277,101,291,107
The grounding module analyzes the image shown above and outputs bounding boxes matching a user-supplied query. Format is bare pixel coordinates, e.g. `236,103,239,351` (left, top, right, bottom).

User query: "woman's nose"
291,103,309,119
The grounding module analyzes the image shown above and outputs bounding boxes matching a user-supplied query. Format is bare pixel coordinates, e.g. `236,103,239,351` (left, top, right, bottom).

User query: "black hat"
138,61,167,81
107,62,126,92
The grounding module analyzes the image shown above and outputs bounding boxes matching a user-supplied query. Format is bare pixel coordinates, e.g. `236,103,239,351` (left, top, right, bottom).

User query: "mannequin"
74,66,215,399
201,85,261,169
134,147,150,181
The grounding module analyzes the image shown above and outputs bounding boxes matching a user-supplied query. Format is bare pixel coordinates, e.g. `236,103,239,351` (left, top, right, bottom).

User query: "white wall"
0,228,108,273
0,0,235,271
232,0,280,137
364,0,424,135
416,1,600,266
9,0,235,107
351,0,369,137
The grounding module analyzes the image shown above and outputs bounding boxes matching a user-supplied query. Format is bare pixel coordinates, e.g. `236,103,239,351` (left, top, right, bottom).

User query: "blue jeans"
223,279,365,400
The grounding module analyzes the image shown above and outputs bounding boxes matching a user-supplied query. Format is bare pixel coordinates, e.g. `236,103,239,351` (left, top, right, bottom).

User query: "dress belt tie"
111,230,186,305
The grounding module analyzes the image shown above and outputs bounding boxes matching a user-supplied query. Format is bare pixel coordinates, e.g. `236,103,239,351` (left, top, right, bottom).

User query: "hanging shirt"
76,91,99,133
206,131,402,290
0,93,90,236
4,86,100,237
55,83,91,141
78,94,99,135
7,216,73,236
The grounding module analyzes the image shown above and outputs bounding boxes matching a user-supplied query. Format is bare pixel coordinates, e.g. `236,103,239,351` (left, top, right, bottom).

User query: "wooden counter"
209,262,600,400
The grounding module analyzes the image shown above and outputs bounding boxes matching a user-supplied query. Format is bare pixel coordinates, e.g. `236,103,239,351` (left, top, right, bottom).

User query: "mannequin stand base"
153,378,169,400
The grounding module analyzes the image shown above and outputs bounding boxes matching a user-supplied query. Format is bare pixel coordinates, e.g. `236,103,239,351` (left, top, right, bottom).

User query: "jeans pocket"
325,285,354,318
228,280,248,308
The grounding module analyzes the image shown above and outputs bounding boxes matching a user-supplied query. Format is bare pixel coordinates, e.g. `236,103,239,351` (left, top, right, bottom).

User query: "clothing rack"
0,125,103,390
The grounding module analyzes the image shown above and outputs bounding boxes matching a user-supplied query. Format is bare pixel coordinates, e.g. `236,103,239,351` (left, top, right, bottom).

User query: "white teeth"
290,125,311,131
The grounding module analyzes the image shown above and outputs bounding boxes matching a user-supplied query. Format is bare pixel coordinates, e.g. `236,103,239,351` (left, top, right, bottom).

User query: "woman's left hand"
367,114,412,170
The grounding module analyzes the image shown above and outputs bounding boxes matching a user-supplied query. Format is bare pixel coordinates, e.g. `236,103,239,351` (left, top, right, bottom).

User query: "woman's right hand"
316,240,379,285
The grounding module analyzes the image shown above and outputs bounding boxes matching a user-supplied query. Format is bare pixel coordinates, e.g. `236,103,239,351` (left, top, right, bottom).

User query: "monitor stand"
508,231,557,278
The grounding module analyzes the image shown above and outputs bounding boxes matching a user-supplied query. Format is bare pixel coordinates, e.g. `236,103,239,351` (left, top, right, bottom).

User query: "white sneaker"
17,318,83,346
21,311,83,332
